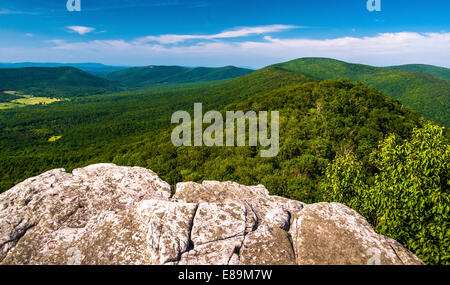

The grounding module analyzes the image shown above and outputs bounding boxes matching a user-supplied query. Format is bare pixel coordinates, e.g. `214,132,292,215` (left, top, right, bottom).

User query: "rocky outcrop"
0,164,423,265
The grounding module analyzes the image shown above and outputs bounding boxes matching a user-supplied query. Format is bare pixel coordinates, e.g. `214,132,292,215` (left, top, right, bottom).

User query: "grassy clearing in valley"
48,136,62,142
0,91,65,109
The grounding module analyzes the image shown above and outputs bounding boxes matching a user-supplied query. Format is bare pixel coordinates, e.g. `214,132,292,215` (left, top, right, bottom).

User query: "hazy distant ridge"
106,65,254,87
0,67,119,98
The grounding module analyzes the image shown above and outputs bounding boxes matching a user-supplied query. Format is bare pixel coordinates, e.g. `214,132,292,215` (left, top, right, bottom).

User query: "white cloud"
1,30,449,68
0,9,23,15
0,9,39,15
0,9,14,14
67,26,95,35
213,25,301,38
136,24,300,44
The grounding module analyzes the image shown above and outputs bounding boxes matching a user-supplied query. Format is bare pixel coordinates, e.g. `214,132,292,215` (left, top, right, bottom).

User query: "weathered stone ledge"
0,164,423,265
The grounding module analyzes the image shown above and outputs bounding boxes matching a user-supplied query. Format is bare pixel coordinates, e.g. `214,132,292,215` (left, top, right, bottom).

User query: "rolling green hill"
273,58,450,126
106,65,254,87
387,64,450,81
0,67,120,98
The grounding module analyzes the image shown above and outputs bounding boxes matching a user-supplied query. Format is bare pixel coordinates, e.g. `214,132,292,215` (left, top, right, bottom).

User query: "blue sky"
0,0,449,67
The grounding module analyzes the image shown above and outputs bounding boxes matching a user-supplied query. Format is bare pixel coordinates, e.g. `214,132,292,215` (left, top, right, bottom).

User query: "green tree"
323,123,450,264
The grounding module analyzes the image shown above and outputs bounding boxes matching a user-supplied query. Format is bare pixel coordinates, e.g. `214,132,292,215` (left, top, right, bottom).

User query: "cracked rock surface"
0,164,423,265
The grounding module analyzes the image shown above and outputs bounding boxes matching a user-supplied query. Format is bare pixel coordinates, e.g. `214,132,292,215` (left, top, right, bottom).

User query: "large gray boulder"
0,164,423,265
289,203,424,265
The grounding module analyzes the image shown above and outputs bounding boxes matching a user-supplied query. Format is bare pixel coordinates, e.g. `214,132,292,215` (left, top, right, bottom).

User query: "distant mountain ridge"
0,67,119,98
1,59,448,127
386,64,450,81
0,62,127,76
106,65,254,87
273,58,450,126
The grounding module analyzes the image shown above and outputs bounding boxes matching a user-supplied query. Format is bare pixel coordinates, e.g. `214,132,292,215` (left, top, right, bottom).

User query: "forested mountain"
0,62,127,76
274,58,450,126
387,64,450,81
0,67,120,98
106,65,254,87
0,65,423,212
0,60,448,264
0,66,311,191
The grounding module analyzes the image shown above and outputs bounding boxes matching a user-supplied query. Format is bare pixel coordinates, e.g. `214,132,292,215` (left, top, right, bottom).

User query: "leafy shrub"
322,123,450,264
